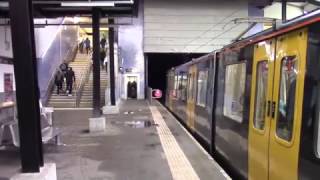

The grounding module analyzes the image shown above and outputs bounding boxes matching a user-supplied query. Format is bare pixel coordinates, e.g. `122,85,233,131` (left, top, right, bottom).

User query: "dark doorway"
147,53,205,103
127,76,138,99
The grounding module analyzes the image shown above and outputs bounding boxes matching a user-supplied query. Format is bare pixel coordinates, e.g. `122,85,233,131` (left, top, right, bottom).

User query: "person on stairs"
100,35,107,49
65,67,75,96
100,49,106,69
85,37,91,55
55,69,64,95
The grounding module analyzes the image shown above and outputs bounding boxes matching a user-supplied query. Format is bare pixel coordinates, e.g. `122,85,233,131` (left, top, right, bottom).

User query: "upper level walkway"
0,100,229,180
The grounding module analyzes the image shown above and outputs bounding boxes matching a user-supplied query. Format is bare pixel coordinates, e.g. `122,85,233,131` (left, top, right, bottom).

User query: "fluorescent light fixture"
115,0,134,5
0,2,8,8
61,1,115,7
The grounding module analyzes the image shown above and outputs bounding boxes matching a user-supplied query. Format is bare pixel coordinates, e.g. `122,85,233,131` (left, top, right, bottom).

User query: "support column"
282,0,287,23
9,0,43,172
108,19,116,106
92,8,101,117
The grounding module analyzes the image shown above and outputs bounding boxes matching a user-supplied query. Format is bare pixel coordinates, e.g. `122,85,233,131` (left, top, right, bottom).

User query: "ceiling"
0,0,139,18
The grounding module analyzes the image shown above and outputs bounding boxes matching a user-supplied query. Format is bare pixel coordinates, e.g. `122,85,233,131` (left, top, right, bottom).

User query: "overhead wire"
192,22,243,52
182,9,244,51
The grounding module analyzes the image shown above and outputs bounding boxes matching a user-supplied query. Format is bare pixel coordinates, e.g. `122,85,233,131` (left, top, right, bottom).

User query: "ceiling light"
115,0,134,5
0,2,8,8
61,2,115,7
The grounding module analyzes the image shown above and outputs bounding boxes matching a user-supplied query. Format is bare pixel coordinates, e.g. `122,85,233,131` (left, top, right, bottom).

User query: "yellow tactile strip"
149,106,200,180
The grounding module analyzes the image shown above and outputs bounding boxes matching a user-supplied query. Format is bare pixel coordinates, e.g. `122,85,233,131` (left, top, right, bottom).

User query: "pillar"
9,0,43,172
92,8,101,117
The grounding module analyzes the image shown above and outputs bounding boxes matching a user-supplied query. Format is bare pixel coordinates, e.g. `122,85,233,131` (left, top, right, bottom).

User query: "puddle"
112,120,158,128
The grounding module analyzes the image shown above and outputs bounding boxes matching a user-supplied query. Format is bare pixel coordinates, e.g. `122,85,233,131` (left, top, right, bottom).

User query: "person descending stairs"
48,53,91,108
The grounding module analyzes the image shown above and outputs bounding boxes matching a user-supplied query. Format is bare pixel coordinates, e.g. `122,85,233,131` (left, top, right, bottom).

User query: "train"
165,9,320,180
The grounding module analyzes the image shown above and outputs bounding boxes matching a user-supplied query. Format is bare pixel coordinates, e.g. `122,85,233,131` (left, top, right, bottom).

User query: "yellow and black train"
165,9,320,180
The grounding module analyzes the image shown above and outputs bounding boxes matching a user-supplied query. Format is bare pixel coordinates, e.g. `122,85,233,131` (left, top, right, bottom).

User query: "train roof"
170,51,216,71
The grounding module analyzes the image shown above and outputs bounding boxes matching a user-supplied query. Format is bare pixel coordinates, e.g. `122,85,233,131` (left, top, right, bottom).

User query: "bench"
0,103,62,147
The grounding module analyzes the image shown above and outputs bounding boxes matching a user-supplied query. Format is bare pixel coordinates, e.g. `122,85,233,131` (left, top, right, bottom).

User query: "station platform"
0,100,230,180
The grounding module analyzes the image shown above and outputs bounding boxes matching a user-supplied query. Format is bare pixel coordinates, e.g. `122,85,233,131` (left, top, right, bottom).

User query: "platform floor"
0,100,229,180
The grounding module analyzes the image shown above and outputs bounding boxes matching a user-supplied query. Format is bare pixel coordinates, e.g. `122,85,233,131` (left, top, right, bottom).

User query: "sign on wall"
152,89,162,99
4,73,13,102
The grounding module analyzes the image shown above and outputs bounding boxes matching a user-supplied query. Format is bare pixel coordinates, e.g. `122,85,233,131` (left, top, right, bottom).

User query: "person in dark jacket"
100,49,106,69
65,67,76,96
100,35,107,49
85,37,91,54
55,69,64,95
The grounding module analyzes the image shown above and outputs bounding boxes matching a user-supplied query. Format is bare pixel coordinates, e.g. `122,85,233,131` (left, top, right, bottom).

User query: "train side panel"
298,24,320,180
193,59,212,143
213,46,253,179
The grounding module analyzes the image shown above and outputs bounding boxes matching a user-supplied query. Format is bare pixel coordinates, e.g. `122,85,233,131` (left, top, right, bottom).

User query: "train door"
269,29,307,180
166,71,174,110
187,65,197,130
249,39,275,180
249,29,308,180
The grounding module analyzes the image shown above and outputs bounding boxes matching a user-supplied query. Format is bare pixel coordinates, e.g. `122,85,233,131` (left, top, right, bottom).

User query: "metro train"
165,9,320,180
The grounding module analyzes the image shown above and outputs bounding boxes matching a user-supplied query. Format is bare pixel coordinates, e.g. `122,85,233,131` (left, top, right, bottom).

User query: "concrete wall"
144,0,249,53
0,18,79,101
0,19,12,57
37,18,78,100
118,1,145,99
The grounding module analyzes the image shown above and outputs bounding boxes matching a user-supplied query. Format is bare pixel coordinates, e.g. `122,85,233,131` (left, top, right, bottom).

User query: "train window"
196,70,208,107
187,74,194,100
177,74,183,99
223,63,246,123
253,61,268,130
276,56,297,142
174,75,179,90
173,75,179,98
180,73,188,101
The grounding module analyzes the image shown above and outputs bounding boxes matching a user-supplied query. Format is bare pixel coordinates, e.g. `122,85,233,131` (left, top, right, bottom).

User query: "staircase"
79,68,108,108
48,53,91,108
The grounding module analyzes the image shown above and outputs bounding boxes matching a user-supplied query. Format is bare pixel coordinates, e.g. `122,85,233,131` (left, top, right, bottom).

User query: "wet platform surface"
0,100,229,180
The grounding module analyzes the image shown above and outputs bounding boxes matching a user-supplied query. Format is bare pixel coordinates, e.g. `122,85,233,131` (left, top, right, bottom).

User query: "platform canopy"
0,0,138,18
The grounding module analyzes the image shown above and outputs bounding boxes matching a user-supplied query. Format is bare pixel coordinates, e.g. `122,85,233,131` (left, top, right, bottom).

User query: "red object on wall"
152,89,162,99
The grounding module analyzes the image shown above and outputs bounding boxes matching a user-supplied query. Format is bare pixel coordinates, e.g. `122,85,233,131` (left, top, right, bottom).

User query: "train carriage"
165,9,320,180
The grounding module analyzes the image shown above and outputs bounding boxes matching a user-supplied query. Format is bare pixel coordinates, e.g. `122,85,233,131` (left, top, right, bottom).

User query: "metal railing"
75,60,92,108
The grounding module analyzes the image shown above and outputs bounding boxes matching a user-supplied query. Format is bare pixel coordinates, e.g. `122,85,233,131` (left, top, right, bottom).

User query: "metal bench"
0,102,62,147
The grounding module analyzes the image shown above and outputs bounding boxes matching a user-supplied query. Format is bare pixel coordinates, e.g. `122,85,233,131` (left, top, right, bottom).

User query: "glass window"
276,56,297,141
223,63,246,123
180,73,188,101
196,70,208,107
254,61,268,130
188,74,194,100
174,75,179,90
173,75,179,98
177,74,183,99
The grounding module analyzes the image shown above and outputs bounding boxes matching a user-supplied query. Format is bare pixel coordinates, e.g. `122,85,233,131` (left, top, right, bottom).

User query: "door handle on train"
267,101,271,117
271,101,276,118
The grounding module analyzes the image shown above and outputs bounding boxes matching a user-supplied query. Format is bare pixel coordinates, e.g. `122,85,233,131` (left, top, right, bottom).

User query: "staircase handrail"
75,58,92,107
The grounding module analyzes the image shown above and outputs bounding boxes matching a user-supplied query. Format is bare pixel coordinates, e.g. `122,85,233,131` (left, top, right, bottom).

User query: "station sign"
152,89,162,99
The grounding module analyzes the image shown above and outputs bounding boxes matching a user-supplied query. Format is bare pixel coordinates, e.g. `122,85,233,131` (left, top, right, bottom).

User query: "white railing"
75,60,92,108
